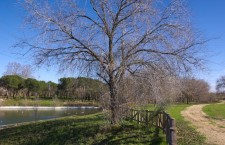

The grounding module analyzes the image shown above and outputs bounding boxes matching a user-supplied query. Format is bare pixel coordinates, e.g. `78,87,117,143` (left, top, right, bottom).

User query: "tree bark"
109,77,118,124
186,96,189,104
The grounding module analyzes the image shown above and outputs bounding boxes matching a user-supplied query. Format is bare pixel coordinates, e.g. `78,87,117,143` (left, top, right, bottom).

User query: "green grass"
144,104,208,145
0,99,98,106
167,104,207,145
203,104,225,119
167,105,190,121
0,102,211,145
0,113,167,145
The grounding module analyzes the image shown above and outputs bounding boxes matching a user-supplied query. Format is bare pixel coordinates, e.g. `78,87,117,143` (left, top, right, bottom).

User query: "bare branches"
216,76,225,93
3,62,34,79
17,0,207,123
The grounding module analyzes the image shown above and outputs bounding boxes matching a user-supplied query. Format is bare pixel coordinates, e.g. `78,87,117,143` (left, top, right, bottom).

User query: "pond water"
0,106,100,127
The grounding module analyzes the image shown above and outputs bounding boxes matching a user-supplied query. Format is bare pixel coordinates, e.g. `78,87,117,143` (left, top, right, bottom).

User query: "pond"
0,106,100,127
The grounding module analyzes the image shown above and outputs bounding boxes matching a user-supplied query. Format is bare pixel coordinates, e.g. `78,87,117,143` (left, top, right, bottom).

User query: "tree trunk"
108,32,118,124
109,84,118,124
186,96,189,104
109,73,118,124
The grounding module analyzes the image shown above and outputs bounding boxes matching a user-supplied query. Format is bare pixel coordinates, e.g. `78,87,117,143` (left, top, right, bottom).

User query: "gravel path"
181,104,225,145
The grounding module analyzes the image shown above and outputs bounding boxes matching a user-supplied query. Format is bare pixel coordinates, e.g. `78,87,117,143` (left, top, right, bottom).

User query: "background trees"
46,81,58,98
19,0,206,123
215,76,225,100
0,75,105,100
58,77,106,101
180,78,210,104
3,62,33,79
0,75,25,98
25,78,40,97
216,76,225,93
58,78,75,98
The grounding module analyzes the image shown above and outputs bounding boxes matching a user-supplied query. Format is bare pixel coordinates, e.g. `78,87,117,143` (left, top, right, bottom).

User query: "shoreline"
0,99,99,107
0,106,100,110
0,112,102,130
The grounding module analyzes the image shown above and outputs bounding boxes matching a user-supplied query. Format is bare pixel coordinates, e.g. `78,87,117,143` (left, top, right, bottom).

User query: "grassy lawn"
0,113,166,145
203,103,225,119
0,99,98,106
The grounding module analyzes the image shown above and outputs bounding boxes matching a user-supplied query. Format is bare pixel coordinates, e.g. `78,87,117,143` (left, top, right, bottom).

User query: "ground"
167,104,207,145
1,102,220,145
181,103,225,145
0,113,166,145
0,99,98,106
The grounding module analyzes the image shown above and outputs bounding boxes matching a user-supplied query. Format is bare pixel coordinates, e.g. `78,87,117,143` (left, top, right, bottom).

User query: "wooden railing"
119,107,177,145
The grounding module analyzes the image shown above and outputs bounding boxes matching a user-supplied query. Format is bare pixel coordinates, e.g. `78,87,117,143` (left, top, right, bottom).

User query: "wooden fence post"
166,114,170,143
169,118,177,145
135,110,137,121
137,111,140,124
145,110,148,126
163,112,166,132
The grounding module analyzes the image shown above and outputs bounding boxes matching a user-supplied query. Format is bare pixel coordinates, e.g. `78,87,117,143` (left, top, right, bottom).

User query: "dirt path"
181,104,225,145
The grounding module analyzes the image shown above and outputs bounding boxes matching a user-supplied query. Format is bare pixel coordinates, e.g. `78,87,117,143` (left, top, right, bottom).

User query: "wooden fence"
119,107,177,145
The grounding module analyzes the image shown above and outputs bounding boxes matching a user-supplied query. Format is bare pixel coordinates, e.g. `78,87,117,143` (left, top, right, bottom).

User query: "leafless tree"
21,65,34,79
3,62,33,79
116,66,182,107
3,62,21,76
181,78,210,104
18,0,206,123
216,76,225,93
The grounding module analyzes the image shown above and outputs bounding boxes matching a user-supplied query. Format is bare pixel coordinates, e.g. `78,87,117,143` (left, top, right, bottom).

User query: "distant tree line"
215,75,225,100
178,78,212,104
0,75,106,101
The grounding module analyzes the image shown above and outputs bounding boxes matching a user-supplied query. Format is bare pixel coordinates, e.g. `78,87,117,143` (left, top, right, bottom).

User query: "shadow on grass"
95,125,164,145
175,120,206,145
0,114,165,145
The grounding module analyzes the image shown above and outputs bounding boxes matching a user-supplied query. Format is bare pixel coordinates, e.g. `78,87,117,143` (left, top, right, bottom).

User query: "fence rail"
119,107,177,145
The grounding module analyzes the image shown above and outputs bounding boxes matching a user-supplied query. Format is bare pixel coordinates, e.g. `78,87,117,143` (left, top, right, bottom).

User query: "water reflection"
0,107,100,126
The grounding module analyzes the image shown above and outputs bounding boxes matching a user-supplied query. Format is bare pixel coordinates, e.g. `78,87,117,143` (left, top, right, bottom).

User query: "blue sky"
1,0,225,91
187,1,225,91
0,0,65,83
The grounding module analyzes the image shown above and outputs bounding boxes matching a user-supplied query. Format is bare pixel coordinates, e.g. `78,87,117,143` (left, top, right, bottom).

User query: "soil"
181,104,225,145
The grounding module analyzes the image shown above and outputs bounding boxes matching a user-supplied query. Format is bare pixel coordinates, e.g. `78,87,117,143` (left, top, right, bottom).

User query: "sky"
0,0,225,91
187,1,225,91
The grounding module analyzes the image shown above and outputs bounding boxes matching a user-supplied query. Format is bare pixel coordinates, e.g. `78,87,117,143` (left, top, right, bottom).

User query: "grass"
0,99,98,107
144,104,207,145
219,125,225,128
0,113,167,145
203,104,225,119
167,104,207,145
209,121,216,125
0,102,211,145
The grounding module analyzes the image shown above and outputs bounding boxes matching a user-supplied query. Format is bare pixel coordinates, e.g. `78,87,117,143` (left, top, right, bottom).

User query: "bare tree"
181,78,210,104
195,79,210,102
3,62,33,79
216,76,225,100
216,76,225,95
116,67,182,108
18,0,205,123
3,62,22,76
21,65,34,79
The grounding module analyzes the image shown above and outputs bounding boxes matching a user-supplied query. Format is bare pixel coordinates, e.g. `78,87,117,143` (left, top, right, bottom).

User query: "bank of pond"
0,113,167,145
0,106,100,127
